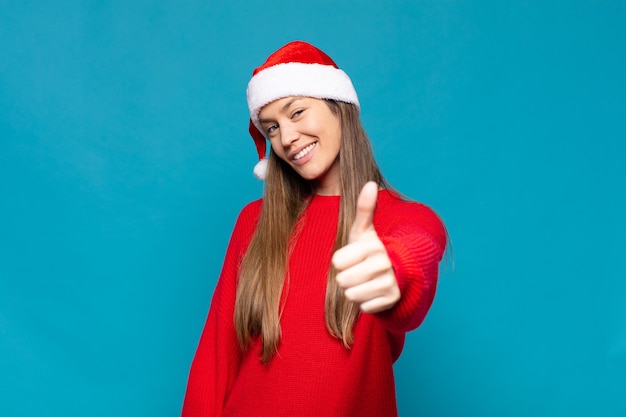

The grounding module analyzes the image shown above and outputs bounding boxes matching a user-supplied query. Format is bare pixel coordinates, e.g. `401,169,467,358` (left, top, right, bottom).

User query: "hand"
332,182,401,313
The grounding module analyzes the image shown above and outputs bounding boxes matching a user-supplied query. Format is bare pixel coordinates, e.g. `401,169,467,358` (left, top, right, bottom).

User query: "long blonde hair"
235,100,387,363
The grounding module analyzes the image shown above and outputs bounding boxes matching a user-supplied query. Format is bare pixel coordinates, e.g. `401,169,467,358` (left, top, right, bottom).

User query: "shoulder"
376,190,447,251
231,198,263,237
239,198,263,219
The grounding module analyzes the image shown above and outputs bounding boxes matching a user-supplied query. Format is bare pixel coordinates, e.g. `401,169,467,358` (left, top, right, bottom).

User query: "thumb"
349,181,379,242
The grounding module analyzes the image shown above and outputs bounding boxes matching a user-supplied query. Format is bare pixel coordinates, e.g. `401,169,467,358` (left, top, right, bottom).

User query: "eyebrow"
258,97,303,124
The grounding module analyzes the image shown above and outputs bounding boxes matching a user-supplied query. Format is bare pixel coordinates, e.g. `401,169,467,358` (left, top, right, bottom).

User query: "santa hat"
246,41,360,180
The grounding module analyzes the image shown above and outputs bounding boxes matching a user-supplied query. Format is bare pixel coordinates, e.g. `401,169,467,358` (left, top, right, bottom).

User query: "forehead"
258,96,320,119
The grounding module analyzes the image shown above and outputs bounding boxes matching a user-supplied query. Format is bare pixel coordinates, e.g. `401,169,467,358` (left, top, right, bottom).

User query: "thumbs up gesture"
332,182,401,314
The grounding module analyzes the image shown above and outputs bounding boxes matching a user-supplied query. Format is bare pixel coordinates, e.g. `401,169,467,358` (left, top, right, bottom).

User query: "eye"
291,108,304,119
266,124,279,136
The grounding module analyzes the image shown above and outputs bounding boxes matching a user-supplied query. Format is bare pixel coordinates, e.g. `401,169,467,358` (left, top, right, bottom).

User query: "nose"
279,121,299,148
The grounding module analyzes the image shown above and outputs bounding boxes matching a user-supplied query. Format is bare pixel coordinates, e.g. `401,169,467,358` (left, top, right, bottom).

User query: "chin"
292,167,320,180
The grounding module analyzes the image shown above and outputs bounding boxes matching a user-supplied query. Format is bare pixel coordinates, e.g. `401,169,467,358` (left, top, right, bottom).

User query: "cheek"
269,139,288,160
329,127,342,152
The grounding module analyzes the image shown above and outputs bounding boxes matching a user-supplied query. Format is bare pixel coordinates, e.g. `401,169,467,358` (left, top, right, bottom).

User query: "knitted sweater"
182,190,446,417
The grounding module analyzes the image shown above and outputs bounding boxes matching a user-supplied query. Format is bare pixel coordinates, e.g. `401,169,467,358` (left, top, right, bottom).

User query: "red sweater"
182,190,446,417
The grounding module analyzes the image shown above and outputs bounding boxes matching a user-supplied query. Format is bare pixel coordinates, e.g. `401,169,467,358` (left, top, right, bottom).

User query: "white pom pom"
253,158,268,180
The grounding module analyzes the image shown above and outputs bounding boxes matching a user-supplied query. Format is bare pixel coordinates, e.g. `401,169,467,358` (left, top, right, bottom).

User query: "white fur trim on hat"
253,158,268,180
247,62,359,135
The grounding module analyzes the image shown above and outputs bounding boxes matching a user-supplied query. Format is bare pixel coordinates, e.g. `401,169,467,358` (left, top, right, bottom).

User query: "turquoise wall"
1,1,624,416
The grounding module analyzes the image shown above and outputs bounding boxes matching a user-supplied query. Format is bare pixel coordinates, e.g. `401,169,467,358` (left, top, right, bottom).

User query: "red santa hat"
246,41,360,179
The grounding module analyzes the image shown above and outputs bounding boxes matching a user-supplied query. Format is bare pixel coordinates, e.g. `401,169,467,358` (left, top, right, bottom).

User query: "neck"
311,161,341,196
312,180,340,196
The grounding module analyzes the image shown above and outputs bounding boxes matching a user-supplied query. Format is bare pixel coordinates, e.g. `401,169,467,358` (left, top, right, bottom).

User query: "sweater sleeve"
181,202,260,417
375,199,447,334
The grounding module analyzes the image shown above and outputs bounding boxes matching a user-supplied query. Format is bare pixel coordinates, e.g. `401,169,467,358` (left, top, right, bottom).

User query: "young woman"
182,41,447,417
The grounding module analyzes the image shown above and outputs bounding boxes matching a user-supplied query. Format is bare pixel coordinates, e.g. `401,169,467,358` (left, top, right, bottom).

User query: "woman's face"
258,97,342,195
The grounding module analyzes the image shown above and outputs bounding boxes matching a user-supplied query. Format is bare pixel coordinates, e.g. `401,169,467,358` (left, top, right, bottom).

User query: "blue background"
1,1,624,416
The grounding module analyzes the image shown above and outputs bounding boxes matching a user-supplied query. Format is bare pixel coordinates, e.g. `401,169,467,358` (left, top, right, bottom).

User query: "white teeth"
293,143,315,160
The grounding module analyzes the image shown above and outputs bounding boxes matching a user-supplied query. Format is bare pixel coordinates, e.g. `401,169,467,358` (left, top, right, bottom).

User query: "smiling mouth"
292,143,316,161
